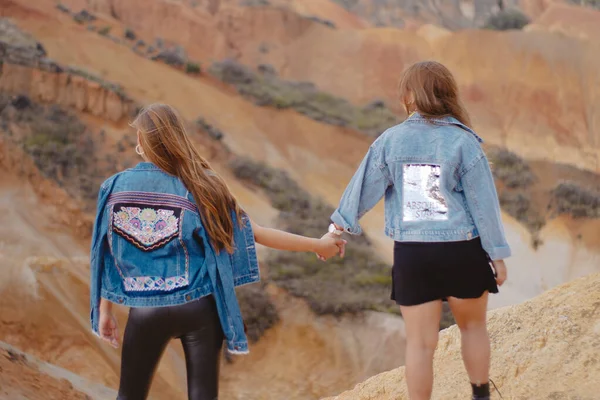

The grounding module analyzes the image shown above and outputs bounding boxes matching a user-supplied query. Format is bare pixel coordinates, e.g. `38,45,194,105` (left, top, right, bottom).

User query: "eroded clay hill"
324,273,600,400
13,0,600,173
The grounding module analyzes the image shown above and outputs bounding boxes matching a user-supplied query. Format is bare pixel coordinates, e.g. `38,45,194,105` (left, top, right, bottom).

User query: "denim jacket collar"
406,112,484,143
133,162,161,170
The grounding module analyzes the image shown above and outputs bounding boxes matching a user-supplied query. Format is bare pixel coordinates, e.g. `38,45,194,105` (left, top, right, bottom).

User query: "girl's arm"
330,139,392,235
250,220,345,259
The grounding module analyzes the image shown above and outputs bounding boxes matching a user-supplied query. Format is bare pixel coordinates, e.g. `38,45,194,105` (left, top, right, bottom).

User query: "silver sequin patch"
402,164,448,222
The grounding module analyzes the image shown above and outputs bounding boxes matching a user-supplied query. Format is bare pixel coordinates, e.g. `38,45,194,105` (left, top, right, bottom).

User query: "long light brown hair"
398,61,472,128
132,103,241,253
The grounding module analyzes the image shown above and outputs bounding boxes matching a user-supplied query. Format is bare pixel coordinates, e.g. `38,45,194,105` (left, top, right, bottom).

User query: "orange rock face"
0,64,135,122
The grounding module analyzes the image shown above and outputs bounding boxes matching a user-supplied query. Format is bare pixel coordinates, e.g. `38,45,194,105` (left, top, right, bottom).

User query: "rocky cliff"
30,0,600,173
324,273,600,400
0,18,135,122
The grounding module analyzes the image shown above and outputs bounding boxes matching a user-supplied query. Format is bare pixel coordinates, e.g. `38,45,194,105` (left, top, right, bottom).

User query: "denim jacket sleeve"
89,177,116,336
331,139,392,235
460,155,512,260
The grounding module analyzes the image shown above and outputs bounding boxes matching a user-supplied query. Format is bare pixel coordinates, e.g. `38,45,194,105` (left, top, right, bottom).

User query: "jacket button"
118,298,124,304
185,295,191,301
234,346,239,350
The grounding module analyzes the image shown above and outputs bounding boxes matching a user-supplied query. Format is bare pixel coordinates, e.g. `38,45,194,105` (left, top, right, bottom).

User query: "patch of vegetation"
483,8,530,30
550,182,600,218
488,148,545,245
210,59,397,136
306,16,337,29
124,28,136,41
195,117,224,141
330,0,359,10
56,3,70,13
499,191,545,236
152,46,187,67
73,9,96,24
98,26,111,36
567,0,600,9
240,0,271,6
258,42,270,54
257,63,277,77
230,157,397,316
236,284,279,342
0,92,114,208
488,148,535,189
185,61,201,75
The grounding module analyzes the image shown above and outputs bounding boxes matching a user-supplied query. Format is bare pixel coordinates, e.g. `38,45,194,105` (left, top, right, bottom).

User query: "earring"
135,144,144,156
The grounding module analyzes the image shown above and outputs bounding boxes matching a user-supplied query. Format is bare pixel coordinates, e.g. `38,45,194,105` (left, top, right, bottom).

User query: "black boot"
471,382,490,400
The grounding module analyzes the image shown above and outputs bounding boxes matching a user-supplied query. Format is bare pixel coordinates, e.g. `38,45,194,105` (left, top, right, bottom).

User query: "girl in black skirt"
327,61,510,400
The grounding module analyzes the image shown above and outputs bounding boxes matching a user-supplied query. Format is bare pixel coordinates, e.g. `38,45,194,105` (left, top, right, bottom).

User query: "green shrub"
185,62,201,75
550,182,600,218
72,9,96,24
499,191,545,232
567,0,600,9
0,94,115,208
488,148,535,188
483,8,530,30
230,157,396,316
210,60,397,136
152,47,187,67
307,16,336,29
124,28,136,40
195,117,223,140
56,3,70,13
98,26,111,36
236,284,279,342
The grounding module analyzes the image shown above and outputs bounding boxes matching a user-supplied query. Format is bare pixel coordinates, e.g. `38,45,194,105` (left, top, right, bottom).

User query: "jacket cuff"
487,245,512,261
90,307,100,336
331,210,362,235
226,340,249,355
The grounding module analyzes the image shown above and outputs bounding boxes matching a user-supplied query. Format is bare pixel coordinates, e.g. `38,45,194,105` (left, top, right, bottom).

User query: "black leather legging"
117,296,224,400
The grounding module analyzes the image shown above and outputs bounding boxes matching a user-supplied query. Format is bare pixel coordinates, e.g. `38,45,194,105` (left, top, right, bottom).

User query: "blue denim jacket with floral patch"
331,113,511,260
90,162,260,354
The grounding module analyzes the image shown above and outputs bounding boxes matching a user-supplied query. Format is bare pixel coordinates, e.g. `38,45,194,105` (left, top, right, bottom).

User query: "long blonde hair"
132,103,241,253
398,61,472,128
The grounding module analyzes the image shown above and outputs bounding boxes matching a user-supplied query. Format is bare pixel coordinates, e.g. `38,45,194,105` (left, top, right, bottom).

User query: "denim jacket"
331,113,511,260
90,162,260,354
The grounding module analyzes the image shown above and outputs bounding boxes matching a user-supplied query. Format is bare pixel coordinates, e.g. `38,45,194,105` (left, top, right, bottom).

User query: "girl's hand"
492,259,507,286
315,233,346,260
99,311,120,348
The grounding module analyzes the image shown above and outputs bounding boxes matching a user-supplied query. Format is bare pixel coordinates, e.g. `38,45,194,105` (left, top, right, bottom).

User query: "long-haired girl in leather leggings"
90,104,346,400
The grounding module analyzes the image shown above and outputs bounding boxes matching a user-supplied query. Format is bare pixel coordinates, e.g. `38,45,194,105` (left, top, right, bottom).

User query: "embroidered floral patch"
123,275,189,292
112,205,180,250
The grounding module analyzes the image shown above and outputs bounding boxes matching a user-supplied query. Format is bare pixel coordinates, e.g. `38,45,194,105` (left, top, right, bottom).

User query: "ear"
406,90,415,105
136,130,141,145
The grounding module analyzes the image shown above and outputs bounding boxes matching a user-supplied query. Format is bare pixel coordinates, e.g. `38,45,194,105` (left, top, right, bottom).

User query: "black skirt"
391,237,499,306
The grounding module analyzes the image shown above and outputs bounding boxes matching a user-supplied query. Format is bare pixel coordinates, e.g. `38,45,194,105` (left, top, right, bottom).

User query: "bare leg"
448,293,490,386
400,300,442,400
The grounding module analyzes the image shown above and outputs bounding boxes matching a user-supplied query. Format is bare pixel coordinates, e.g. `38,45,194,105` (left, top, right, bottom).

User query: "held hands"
491,259,507,286
314,233,346,261
99,310,120,349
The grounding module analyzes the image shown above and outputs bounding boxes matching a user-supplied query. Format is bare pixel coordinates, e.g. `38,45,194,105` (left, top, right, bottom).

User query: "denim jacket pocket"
107,192,197,292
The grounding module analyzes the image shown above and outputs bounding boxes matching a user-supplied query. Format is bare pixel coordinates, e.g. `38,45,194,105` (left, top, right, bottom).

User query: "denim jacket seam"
462,169,493,251
460,153,485,178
